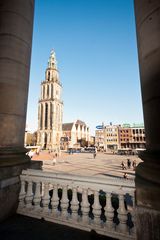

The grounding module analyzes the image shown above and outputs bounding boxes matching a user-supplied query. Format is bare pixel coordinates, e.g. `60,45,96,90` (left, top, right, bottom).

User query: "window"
47,85,49,98
48,71,50,81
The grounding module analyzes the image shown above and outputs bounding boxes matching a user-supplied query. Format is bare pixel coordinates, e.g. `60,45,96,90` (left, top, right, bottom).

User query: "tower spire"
48,49,57,69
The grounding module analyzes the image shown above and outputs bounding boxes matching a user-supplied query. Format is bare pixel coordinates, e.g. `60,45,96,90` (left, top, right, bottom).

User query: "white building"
62,120,90,149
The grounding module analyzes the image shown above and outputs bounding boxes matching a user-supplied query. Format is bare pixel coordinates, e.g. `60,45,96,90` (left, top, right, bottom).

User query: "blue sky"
26,0,143,135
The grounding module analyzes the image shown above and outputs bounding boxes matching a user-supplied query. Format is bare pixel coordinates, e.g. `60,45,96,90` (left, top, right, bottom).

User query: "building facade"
61,120,90,149
95,124,120,151
104,124,120,150
37,50,63,151
95,123,146,151
119,124,132,149
119,124,146,149
95,129,104,150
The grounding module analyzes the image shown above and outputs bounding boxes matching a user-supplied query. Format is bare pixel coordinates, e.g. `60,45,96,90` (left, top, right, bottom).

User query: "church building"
37,50,63,152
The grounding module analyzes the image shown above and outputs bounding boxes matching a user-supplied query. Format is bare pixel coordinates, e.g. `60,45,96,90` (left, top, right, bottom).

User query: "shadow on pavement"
0,214,116,240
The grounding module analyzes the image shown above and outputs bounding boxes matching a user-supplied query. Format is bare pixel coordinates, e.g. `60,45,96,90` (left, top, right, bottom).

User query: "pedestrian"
93,148,97,159
127,159,131,169
52,154,57,165
121,161,126,170
123,172,128,179
132,160,136,170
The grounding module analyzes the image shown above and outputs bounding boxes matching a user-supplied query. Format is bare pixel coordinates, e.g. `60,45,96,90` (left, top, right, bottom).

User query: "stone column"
48,102,50,130
134,1,160,239
45,84,47,99
0,0,34,165
49,83,52,99
0,0,37,221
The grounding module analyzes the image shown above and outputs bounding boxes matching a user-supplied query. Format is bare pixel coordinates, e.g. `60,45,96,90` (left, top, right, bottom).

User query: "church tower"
37,50,63,152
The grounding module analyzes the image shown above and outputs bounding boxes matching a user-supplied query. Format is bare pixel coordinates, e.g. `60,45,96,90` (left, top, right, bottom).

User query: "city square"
33,151,141,180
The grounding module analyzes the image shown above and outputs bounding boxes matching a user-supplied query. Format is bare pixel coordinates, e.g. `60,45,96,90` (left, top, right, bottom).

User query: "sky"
26,0,143,135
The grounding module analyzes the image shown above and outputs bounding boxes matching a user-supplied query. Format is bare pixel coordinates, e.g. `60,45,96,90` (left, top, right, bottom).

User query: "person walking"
52,154,57,165
93,148,97,159
127,159,131,169
132,160,136,170
123,172,128,179
121,161,126,170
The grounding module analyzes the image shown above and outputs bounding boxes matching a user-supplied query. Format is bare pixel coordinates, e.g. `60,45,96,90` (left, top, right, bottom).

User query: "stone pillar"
134,1,160,239
48,102,50,130
45,85,47,99
49,83,52,99
0,0,36,221
0,0,34,165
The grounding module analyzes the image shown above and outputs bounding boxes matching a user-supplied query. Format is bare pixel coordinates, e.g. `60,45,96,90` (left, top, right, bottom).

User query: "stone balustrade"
17,169,135,240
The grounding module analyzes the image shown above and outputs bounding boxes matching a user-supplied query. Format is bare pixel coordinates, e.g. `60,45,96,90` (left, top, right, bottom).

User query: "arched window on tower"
45,103,48,129
47,85,49,98
44,133,47,149
48,71,50,81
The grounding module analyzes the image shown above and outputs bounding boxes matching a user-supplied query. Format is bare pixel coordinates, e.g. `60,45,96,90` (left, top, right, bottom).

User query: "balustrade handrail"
21,169,135,194
17,168,136,240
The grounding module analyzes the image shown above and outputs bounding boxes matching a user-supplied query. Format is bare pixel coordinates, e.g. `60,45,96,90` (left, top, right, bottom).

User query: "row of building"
25,120,145,152
95,123,146,151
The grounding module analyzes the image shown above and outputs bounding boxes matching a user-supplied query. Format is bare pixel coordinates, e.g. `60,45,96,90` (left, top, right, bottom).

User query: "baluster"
42,183,50,214
70,187,79,221
92,190,101,225
104,192,114,229
33,182,42,212
132,193,135,218
117,193,127,233
130,193,135,234
25,180,33,209
61,185,69,219
51,184,59,216
18,180,26,210
81,189,90,224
